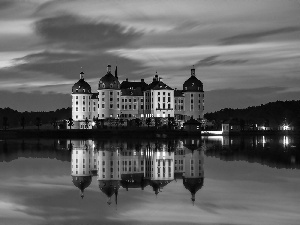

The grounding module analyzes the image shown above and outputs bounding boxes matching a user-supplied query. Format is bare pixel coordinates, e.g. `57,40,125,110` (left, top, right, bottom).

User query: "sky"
0,0,300,112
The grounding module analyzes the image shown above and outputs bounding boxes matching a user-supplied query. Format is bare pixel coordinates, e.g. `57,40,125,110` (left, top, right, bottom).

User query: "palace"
71,65,204,128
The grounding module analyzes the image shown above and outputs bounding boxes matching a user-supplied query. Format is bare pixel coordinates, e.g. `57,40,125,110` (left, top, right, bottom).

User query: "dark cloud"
35,14,143,50
205,87,300,112
10,50,147,81
195,55,248,67
220,27,300,45
0,0,13,10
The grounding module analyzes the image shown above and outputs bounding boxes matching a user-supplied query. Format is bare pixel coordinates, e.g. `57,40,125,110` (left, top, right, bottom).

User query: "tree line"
204,100,300,129
0,107,71,130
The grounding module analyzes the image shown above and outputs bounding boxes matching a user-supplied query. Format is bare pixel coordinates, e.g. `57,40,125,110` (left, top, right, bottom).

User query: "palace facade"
71,65,204,129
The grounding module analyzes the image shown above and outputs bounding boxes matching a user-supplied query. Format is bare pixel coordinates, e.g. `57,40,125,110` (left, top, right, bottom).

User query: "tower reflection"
69,138,205,205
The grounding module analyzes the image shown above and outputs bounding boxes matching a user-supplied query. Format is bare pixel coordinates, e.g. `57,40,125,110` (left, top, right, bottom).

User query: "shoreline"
0,128,299,139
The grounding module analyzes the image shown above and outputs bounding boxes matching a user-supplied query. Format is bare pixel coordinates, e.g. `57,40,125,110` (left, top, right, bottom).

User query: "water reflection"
204,135,300,169
70,138,204,205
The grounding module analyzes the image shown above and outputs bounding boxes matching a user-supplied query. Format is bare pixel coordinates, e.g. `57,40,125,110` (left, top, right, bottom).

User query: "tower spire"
191,65,195,77
80,71,84,80
115,65,118,79
107,65,111,73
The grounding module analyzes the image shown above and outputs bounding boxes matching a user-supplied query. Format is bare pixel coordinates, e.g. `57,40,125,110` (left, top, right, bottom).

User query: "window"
102,98,104,101
158,97,160,101
102,92,105,95
158,92,160,95
122,99,124,102
102,104,105,109
168,93,170,96
110,98,113,101
83,107,85,111
102,114,104,117
134,98,136,102
129,99,132,103
134,105,136,110
83,101,85,105
110,104,113,109
163,97,165,102
110,92,113,95
76,96,78,99
76,101,78,105
83,96,85,99
129,105,131,109
76,107,78,111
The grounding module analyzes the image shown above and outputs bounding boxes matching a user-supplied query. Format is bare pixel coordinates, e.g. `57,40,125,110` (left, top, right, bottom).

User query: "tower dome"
98,65,120,90
183,177,204,204
149,180,172,195
98,180,120,205
183,67,203,92
72,72,92,94
72,175,92,198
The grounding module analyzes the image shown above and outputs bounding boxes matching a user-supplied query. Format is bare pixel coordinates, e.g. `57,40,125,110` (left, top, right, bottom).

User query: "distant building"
183,117,201,131
70,65,204,129
222,120,241,135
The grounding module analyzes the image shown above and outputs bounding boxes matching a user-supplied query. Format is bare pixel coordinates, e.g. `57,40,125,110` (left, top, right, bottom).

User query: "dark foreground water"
0,135,299,225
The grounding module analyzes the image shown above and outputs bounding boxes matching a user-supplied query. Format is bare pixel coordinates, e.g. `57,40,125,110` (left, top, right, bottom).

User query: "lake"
0,135,299,225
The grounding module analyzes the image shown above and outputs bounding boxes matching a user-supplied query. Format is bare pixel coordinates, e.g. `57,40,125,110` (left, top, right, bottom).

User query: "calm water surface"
0,136,299,225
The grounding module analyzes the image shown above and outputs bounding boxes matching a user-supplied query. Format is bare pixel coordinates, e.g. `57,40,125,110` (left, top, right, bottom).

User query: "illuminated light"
261,126,265,130
283,125,289,130
92,122,96,126
201,131,223,135
283,136,289,146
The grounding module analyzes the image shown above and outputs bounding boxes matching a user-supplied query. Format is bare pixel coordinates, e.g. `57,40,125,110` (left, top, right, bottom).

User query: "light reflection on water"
0,136,300,225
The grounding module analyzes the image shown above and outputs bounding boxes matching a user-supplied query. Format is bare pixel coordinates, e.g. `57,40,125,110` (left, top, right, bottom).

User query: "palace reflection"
70,138,204,205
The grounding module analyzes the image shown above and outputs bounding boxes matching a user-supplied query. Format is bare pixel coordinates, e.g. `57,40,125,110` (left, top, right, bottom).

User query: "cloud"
0,0,13,10
35,14,143,50
195,55,248,67
220,27,300,45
